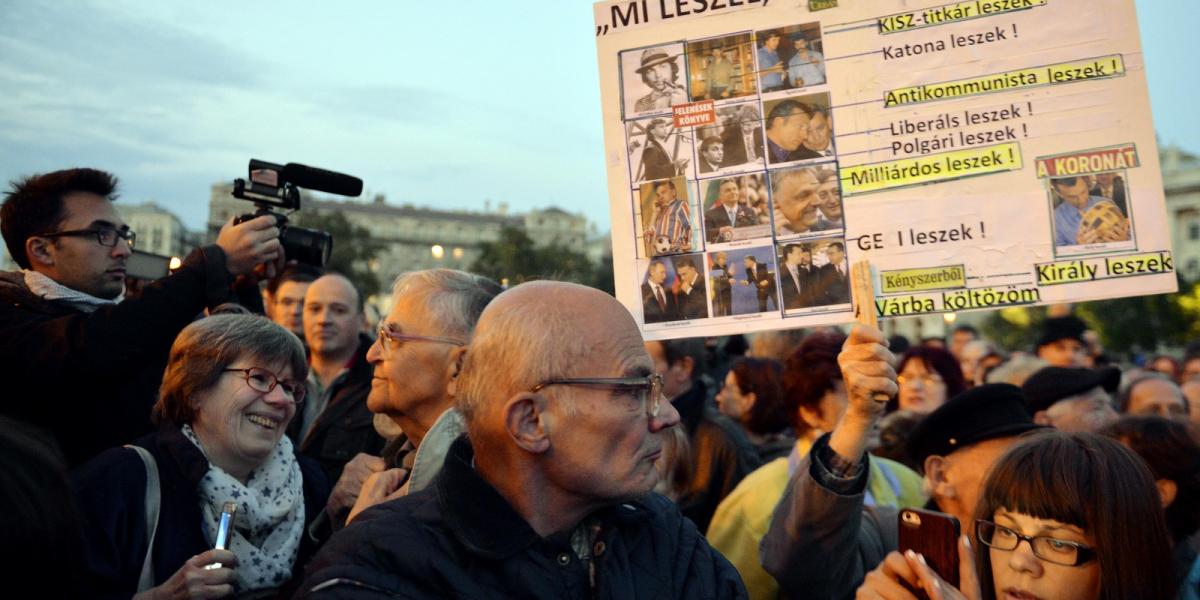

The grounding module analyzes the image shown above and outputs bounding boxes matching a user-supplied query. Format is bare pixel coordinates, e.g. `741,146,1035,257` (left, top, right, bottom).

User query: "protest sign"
595,0,1175,340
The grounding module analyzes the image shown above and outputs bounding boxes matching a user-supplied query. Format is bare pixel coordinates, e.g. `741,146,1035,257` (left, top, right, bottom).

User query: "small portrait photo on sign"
636,177,700,258
641,254,710,324
641,258,682,324
711,249,781,316
685,33,758,102
620,42,689,119
776,238,851,314
701,176,772,244
763,92,835,166
627,116,694,184
754,23,825,95
691,102,765,174
1048,172,1133,252
770,162,840,239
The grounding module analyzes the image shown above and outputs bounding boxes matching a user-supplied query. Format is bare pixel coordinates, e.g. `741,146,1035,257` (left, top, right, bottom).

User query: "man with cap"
760,325,1041,599
1035,315,1089,367
633,47,687,113
1021,365,1120,432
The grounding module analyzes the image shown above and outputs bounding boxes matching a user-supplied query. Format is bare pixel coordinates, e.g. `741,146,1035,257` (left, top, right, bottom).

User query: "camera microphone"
281,163,363,197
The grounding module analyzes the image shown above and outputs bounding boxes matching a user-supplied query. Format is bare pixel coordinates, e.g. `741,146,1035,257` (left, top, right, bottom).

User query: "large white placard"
595,0,1176,340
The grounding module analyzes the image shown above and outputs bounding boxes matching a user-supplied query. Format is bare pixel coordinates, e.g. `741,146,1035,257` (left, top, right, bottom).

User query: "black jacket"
673,382,763,534
297,436,747,599
0,245,235,466
70,426,331,599
288,334,385,485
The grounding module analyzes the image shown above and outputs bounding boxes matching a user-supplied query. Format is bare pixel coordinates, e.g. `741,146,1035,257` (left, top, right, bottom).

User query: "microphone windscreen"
282,163,363,197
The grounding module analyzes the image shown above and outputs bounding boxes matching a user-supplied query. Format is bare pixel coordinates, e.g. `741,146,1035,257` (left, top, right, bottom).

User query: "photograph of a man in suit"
710,251,734,317
705,178,759,243
697,136,725,174
779,243,815,310
720,105,764,167
673,256,708,320
742,254,777,313
819,242,850,305
642,260,678,323
801,106,834,158
765,100,821,164
814,168,843,230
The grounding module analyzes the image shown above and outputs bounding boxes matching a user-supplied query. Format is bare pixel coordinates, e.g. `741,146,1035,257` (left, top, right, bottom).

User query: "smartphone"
897,508,960,595
205,501,238,570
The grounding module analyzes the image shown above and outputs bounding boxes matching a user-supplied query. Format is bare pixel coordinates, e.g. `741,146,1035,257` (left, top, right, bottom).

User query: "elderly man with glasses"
299,280,747,599
0,167,279,466
322,269,502,528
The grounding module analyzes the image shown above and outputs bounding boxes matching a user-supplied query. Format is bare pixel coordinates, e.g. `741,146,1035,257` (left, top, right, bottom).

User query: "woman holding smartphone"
72,315,330,599
855,431,1174,600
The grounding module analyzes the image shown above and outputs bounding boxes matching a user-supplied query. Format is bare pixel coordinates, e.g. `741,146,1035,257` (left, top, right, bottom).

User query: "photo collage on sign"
620,23,850,327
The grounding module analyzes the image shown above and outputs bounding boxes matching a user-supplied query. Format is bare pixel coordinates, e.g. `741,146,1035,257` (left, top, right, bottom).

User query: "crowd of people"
3,168,1200,599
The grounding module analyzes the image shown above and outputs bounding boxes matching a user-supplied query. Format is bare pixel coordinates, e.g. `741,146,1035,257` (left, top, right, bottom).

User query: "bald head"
456,281,648,427
454,281,679,528
304,273,363,358
1125,376,1188,421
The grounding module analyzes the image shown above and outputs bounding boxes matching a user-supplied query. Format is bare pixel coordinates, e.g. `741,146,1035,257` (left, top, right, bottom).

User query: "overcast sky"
1,0,1196,232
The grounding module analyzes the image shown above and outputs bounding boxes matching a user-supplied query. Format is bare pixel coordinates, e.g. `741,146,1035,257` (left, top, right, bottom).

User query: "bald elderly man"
299,281,747,599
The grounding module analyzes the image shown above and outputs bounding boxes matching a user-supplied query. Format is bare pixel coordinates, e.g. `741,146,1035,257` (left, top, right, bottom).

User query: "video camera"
231,159,363,267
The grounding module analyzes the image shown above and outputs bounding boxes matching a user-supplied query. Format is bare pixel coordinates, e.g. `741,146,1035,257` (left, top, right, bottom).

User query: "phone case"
897,508,961,594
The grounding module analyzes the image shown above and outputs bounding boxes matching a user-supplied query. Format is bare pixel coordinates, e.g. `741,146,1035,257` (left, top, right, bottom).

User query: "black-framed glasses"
36,227,136,248
531,373,665,418
376,323,464,356
976,519,1096,567
222,367,306,404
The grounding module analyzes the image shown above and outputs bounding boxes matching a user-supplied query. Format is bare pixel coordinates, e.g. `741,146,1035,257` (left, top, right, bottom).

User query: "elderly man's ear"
445,346,467,400
503,391,551,454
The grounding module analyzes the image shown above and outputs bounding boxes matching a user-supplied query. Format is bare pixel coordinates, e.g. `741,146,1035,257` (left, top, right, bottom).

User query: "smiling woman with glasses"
71,314,331,597
856,431,1175,600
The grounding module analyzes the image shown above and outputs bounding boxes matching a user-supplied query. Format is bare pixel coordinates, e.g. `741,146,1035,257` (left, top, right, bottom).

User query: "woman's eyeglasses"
976,519,1096,566
223,367,306,404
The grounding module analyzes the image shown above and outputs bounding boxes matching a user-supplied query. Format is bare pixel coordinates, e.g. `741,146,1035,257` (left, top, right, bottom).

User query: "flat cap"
1021,366,1120,414
908,383,1041,465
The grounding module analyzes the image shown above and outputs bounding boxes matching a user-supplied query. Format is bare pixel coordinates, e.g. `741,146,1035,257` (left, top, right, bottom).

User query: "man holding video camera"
0,168,285,465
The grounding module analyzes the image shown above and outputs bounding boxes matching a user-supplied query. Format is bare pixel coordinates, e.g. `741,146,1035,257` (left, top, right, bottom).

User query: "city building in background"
206,182,596,304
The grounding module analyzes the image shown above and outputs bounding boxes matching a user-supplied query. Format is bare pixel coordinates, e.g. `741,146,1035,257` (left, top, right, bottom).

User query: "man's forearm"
828,409,878,467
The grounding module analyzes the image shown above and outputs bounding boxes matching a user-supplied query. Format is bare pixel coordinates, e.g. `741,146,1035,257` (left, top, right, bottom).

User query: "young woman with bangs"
855,431,1175,600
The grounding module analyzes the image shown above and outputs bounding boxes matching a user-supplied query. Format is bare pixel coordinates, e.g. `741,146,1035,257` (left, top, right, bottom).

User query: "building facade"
120,201,190,259
207,182,593,300
1162,145,1200,280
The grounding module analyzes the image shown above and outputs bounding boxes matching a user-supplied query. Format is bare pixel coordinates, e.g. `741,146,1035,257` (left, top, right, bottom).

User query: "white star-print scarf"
181,425,304,592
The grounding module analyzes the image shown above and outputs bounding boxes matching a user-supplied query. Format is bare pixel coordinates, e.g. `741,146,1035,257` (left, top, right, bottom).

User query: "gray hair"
390,269,502,339
154,314,307,425
771,166,820,192
984,354,1048,388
